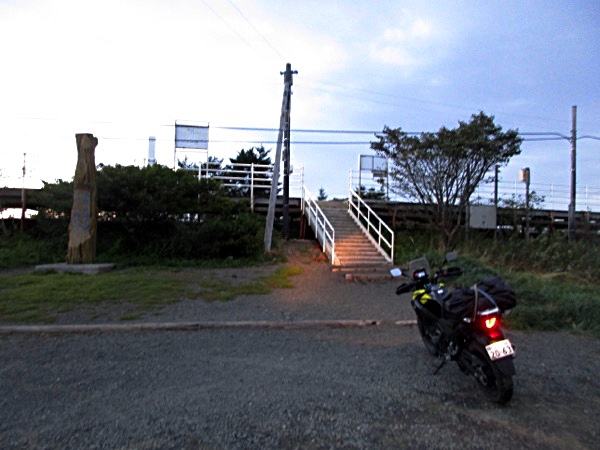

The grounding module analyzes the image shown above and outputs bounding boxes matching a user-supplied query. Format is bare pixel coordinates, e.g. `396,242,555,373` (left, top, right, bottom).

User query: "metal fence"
196,163,304,207
349,169,600,213
348,188,394,263
303,187,336,264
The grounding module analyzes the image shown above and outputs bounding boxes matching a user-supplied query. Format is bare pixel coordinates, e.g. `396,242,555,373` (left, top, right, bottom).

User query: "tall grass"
0,233,65,269
393,231,600,338
460,233,600,281
0,227,274,270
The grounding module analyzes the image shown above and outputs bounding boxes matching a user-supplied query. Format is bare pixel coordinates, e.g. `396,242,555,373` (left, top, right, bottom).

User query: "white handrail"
302,186,336,265
348,188,395,263
198,163,304,200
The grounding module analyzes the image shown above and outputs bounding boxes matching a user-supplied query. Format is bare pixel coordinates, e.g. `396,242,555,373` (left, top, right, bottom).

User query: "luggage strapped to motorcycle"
471,284,499,322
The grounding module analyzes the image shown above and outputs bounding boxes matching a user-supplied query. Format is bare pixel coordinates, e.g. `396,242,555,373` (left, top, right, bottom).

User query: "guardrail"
348,188,394,263
302,187,336,265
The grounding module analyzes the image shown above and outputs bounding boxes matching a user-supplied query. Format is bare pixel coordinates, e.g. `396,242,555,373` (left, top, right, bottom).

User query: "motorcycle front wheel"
416,314,443,356
467,343,513,405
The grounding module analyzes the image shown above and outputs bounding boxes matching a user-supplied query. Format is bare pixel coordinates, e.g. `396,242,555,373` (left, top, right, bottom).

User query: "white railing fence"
349,169,600,212
348,188,395,263
302,186,336,265
197,163,303,208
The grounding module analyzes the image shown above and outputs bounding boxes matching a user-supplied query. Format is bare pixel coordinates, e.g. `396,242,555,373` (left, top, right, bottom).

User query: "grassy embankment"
1,232,599,339
395,231,600,339
0,234,303,323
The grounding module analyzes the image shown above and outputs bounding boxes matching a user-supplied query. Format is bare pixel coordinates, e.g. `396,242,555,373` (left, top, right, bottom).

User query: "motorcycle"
392,253,517,404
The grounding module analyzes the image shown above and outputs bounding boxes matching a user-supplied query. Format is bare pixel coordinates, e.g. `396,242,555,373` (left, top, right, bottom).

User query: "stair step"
336,253,388,259
314,200,393,281
335,244,379,250
336,252,383,257
331,264,391,275
335,249,385,256
338,258,389,264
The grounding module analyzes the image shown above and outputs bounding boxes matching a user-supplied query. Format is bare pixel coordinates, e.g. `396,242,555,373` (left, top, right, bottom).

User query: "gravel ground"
1,241,599,449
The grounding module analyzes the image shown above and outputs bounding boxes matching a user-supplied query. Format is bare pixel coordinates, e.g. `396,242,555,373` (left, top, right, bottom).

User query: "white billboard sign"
359,155,387,175
175,123,209,149
469,205,497,229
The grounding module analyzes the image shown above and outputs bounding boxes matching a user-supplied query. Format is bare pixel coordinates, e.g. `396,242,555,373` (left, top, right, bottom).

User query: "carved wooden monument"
66,133,98,264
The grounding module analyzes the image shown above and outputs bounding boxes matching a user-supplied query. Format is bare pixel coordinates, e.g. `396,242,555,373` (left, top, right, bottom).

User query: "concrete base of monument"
34,263,115,275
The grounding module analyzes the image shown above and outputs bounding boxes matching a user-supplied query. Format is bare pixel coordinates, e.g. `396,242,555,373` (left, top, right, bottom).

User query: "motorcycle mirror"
390,268,403,277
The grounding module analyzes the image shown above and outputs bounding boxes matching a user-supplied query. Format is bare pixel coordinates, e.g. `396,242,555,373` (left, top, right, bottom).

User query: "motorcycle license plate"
485,339,515,361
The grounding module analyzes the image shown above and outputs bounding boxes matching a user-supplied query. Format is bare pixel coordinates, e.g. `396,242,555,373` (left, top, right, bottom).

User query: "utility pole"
281,63,297,240
264,64,295,253
20,153,26,232
568,105,577,243
520,167,531,240
494,165,499,240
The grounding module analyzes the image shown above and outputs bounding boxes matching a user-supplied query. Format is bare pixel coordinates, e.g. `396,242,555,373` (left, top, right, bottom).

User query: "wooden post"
282,63,297,239
264,63,297,252
67,133,98,264
264,87,288,253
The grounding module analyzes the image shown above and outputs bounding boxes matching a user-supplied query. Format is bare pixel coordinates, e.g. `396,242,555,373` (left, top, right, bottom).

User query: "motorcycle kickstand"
433,342,458,375
433,355,450,375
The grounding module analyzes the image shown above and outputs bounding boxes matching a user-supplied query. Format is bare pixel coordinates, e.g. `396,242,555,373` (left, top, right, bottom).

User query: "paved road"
1,324,598,449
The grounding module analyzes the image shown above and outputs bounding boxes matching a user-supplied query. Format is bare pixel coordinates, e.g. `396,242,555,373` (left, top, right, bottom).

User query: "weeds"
457,233,600,338
393,230,600,339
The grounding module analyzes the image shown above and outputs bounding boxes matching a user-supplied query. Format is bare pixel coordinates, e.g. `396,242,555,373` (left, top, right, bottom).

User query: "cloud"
369,16,439,67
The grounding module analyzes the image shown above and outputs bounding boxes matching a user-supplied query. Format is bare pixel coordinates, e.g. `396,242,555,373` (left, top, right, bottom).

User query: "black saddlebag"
444,277,517,319
478,276,517,312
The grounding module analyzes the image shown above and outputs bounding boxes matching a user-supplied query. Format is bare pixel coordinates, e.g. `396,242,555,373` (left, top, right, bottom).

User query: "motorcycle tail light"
484,316,497,329
479,314,502,339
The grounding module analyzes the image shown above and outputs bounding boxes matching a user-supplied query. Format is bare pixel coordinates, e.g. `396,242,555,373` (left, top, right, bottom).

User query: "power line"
2,131,599,146
3,115,600,144
213,126,600,142
199,0,255,51
518,132,569,139
214,125,384,134
227,0,285,60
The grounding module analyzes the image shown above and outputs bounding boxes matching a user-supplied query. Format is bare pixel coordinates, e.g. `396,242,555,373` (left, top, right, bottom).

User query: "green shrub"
0,231,65,269
14,165,267,266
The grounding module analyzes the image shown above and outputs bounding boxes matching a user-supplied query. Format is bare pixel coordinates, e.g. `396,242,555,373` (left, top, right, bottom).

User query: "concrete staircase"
317,200,393,281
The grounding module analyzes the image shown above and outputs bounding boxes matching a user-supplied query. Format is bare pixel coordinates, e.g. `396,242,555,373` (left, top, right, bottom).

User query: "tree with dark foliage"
371,112,522,248
224,146,272,198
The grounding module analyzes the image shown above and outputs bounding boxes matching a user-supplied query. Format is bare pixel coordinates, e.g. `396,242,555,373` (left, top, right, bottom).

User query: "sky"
1,0,599,210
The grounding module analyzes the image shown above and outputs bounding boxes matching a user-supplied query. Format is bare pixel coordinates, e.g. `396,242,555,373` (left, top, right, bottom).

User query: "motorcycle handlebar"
395,266,463,295
395,282,416,295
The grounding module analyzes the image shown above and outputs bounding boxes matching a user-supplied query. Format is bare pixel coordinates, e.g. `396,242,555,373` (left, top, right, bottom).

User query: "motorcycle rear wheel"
467,343,513,405
416,314,443,356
